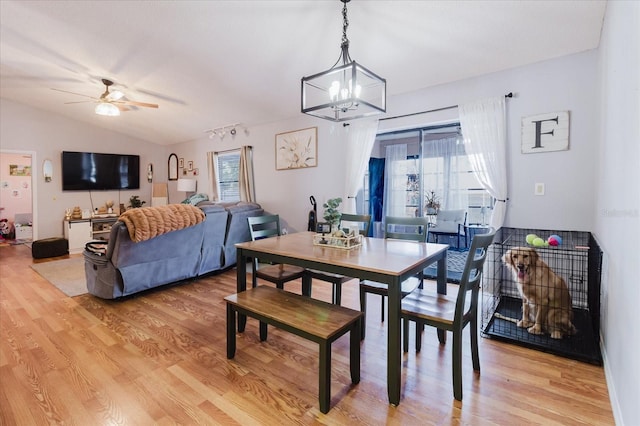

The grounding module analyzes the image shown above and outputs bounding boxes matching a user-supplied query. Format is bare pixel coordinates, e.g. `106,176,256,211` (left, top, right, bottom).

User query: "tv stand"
64,216,118,254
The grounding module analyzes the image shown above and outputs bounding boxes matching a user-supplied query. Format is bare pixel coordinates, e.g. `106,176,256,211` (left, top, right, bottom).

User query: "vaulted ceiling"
0,1,606,145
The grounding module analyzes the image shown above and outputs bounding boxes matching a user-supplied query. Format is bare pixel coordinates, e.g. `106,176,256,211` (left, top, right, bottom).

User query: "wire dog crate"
481,227,602,365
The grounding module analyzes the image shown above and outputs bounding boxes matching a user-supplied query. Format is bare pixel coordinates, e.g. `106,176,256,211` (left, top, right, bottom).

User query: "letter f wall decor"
521,111,569,153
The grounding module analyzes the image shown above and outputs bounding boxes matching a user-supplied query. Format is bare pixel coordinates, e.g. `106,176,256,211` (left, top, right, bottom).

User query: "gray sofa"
84,201,263,299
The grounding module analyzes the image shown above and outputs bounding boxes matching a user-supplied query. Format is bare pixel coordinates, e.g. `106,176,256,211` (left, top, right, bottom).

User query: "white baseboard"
601,337,623,425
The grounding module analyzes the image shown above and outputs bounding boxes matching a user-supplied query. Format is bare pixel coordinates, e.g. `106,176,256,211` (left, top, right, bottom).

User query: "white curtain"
206,151,219,201
343,118,379,214
421,135,466,210
238,146,256,202
383,144,408,218
459,96,508,229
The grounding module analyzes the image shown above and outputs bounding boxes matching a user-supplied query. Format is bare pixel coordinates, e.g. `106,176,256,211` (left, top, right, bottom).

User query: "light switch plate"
535,183,545,196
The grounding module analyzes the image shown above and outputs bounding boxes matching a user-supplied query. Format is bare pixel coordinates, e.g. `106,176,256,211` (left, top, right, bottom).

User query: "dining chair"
247,215,306,291
401,229,496,401
359,216,429,338
307,213,371,305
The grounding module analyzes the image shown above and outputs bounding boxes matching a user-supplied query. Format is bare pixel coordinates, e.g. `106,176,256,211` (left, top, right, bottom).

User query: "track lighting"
204,123,244,141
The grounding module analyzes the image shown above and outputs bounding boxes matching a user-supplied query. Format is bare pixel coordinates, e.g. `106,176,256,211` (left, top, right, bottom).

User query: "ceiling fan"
51,78,159,116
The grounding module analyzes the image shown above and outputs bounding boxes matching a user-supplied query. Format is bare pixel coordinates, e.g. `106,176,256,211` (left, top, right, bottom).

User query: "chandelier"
301,0,386,122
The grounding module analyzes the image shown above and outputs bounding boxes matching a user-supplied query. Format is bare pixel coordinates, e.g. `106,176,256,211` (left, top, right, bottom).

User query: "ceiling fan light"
95,102,120,116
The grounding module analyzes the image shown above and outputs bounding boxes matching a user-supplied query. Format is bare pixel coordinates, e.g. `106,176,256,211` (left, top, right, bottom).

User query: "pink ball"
548,236,559,246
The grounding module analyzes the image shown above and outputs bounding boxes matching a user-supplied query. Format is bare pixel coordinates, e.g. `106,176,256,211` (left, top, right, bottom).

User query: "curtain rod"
379,92,513,122
213,146,253,155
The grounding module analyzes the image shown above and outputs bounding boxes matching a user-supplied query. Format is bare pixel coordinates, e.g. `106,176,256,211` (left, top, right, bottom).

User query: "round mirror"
43,159,53,182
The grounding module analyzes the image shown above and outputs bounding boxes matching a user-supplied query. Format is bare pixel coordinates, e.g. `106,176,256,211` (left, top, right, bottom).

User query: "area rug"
30,257,87,297
424,248,469,283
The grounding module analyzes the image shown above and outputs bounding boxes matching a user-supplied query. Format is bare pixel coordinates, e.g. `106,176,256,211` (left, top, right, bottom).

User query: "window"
216,151,240,202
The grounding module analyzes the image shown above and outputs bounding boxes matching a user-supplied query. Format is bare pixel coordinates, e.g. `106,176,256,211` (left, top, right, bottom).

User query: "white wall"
171,50,600,234
379,50,599,232
595,2,640,425
1,51,600,238
0,99,169,238
169,117,349,233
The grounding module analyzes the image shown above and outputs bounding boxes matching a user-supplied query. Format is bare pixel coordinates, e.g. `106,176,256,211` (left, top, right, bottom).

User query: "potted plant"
129,195,146,209
424,190,440,214
322,197,342,230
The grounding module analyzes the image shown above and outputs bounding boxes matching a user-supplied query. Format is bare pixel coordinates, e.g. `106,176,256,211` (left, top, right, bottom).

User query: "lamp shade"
177,178,196,192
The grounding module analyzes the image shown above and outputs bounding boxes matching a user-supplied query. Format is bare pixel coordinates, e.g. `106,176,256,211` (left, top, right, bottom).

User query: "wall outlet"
535,183,545,196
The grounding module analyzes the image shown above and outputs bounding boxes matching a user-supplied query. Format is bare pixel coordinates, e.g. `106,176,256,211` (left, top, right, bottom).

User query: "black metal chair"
359,216,429,338
401,229,496,401
307,213,371,305
247,215,306,291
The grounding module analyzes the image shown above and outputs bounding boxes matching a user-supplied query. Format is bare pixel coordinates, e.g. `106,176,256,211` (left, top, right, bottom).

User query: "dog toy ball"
547,235,562,246
549,234,562,246
526,234,538,244
532,237,545,247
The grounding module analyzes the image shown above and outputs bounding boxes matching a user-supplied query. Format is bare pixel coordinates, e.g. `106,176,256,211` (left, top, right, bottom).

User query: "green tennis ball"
532,237,545,247
526,234,538,244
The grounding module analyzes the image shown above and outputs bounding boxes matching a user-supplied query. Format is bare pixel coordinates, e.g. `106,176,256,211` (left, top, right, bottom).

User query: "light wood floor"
0,244,614,425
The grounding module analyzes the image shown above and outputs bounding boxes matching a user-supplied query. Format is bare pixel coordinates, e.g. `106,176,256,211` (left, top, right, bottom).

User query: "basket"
313,233,362,250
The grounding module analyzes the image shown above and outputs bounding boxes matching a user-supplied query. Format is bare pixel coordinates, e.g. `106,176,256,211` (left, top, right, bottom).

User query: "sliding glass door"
364,124,493,226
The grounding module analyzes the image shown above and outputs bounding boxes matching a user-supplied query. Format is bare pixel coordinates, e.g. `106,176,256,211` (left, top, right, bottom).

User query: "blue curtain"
368,158,385,231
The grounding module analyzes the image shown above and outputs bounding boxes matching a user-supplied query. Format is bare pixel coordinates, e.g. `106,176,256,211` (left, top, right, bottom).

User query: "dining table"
235,231,449,406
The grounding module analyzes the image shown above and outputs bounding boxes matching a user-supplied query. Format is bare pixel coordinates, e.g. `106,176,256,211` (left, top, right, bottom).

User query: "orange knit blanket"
118,204,205,243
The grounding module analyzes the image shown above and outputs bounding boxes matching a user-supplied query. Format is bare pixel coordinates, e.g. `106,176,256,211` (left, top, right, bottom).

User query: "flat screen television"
62,151,140,191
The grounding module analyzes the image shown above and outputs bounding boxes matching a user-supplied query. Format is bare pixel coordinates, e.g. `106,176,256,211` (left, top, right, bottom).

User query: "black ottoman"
32,237,69,259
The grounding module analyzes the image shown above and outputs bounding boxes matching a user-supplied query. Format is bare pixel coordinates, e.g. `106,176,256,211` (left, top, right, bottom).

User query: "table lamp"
177,178,197,198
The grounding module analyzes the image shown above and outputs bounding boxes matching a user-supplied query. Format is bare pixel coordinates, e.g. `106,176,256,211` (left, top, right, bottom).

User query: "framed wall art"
275,127,317,170
521,111,569,154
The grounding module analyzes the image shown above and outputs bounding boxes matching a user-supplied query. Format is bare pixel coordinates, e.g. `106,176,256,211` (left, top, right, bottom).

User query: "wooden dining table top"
235,231,449,278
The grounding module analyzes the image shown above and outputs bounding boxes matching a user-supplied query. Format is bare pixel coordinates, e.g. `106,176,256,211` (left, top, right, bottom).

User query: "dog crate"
481,227,602,365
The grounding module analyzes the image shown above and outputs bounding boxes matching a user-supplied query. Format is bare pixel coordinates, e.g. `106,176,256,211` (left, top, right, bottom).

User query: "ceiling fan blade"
51,88,98,100
116,104,131,112
64,100,94,104
117,100,159,108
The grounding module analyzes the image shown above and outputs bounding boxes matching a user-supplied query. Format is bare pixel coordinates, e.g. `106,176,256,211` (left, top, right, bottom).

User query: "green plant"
129,195,146,209
322,197,342,228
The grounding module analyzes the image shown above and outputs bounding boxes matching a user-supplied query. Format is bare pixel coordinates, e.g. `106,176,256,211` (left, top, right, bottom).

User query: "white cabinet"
64,220,92,254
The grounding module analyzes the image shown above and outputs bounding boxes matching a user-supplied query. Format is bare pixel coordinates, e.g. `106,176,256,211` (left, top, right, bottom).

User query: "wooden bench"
225,285,363,414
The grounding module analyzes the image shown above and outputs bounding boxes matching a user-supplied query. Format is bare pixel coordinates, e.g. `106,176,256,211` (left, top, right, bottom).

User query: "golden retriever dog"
502,247,576,339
